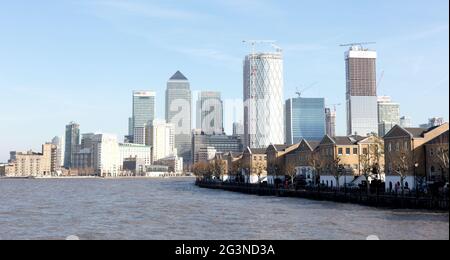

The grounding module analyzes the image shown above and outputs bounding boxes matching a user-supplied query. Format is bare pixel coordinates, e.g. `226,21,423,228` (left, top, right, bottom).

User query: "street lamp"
414,162,419,195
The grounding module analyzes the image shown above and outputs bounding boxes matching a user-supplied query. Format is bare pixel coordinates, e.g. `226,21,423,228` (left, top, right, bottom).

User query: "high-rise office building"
325,108,336,137
244,52,284,148
286,97,326,144
400,116,413,128
51,136,63,171
64,122,80,169
377,96,400,137
147,119,176,163
233,121,245,149
166,71,192,164
72,133,96,174
128,117,133,136
345,45,378,136
196,91,224,134
233,122,244,136
132,91,155,145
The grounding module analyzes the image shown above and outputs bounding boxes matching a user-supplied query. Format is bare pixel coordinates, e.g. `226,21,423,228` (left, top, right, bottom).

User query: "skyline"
0,0,449,162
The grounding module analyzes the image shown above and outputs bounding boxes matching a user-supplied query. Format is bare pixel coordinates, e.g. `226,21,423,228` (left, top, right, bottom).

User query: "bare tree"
330,156,343,190
359,152,374,194
192,162,211,179
392,152,413,190
436,146,449,183
437,146,449,170
285,160,297,188
214,159,227,181
370,137,385,180
231,159,242,182
308,152,324,186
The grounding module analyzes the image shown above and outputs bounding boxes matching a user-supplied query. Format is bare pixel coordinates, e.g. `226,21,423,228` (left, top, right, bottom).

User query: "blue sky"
0,0,448,162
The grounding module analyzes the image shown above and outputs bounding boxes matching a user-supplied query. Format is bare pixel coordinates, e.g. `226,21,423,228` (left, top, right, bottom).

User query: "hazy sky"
0,0,449,162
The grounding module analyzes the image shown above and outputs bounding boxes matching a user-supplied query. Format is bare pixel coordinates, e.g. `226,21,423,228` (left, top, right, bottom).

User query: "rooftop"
404,127,428,138
332,136,364,145
169,71,188,81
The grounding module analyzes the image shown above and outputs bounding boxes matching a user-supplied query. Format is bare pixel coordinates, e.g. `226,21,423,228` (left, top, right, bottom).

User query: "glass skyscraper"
196,91,223,135
244,52,284,148
345,45,378,136
377,96,400,137
166,71,192,164
286,97,326,144
64,122,80,169
325,108,336,137
132,91,155,145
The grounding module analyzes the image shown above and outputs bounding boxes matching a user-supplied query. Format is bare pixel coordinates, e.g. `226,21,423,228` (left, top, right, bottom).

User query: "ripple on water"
0,178,448,240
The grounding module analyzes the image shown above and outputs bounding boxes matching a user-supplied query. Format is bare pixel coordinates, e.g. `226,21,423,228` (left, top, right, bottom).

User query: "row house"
287,140,320,186
425,130,449,185
316,135,365,188
224,152,243,182
241,148,267,184
266,144,299,185
383,123,449,191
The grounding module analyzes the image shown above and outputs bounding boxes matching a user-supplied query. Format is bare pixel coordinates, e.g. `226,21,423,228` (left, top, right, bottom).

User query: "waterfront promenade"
196,180,450,211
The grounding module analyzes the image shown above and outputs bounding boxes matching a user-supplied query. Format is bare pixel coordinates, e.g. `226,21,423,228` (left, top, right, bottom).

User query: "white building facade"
118,143,152,170
196,146,217,163
148,119,176,163
93,134,120,177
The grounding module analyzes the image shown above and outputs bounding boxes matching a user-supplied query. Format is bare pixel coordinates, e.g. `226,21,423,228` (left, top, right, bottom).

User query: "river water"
0,178,448,240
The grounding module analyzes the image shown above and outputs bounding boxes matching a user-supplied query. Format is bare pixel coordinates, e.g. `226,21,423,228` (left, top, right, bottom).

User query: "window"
363,148,368,154
346,148,351,155
396,142,400,151
389,142,392,152
338,148,343,155
353,148,358,154
404,142,409,151
430,148,434,156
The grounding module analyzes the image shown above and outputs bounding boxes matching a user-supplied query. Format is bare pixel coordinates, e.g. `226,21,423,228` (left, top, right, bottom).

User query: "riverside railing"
195,179,449,211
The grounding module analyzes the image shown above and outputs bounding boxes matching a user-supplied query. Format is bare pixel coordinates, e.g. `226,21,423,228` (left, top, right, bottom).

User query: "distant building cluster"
1,43,447,186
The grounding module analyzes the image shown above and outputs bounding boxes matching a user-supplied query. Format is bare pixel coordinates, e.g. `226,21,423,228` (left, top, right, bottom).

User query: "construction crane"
330,103,342,112
271,43,283,53
339,42,376,49
242,40,281,53
295,82,318,98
